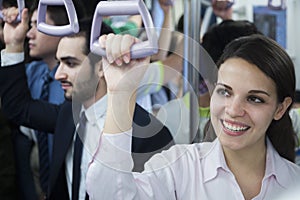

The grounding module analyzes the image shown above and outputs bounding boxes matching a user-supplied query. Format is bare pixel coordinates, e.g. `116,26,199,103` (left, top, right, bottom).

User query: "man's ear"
274,97,292,120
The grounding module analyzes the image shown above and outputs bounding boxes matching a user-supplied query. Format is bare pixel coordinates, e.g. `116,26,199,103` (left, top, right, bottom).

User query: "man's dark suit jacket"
0,63,174,200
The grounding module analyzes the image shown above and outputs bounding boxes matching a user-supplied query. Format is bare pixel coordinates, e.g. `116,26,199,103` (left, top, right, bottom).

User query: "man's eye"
66,61,76,67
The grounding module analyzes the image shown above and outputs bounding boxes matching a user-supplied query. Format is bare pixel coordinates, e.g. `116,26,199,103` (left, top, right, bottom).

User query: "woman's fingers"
99,34,143,66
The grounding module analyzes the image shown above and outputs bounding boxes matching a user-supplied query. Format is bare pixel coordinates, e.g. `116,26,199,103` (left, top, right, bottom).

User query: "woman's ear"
274,97,292,120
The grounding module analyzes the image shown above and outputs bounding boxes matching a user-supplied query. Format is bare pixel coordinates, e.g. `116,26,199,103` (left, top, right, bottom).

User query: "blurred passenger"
13,2,67,199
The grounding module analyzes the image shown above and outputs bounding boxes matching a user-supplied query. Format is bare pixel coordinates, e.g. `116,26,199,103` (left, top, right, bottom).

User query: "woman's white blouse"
86,131,300,200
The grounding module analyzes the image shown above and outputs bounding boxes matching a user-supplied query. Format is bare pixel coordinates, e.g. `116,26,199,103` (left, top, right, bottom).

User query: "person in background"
6,1,68,198
8,1,87,198
0,0,37,198
291,90,300,165
148,0,176,111
211,0,233,21
0,109,17,200
293,91,300,108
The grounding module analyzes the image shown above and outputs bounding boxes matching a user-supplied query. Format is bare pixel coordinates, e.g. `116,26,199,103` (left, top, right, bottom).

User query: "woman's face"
210,57,289,152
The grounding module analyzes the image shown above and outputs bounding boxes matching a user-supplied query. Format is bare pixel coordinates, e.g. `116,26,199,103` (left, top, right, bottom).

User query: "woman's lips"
221,119,250,136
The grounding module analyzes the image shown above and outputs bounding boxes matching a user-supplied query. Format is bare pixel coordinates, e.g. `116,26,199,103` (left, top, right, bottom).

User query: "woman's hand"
99,33,150,133
99,33,150,94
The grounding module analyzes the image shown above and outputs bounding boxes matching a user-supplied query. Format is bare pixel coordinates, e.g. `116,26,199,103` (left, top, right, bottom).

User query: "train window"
253,6,286,49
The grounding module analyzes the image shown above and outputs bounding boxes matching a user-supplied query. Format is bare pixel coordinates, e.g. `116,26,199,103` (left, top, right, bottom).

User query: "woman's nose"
225,97,245,117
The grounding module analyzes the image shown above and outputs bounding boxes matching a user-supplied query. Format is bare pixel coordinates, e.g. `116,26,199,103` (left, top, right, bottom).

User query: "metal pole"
183,0,202,143
190,0,202,143
183,0,190,94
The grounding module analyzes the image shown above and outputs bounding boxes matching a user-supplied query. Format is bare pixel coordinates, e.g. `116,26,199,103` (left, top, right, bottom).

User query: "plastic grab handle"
90,0,158,59
0,0,25,22
163,0,175,6
37,0,79,36
268,0,285,10
214,0,234,9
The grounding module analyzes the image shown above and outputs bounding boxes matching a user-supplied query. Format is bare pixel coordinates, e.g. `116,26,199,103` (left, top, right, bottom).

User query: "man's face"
26,10,61,60
55,36,101,102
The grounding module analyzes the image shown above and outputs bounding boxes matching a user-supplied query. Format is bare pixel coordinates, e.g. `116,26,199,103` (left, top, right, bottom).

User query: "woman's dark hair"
217,34,296,162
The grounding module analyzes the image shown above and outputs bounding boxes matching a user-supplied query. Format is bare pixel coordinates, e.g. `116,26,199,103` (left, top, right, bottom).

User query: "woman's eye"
248,96,265,103
216,88,230,97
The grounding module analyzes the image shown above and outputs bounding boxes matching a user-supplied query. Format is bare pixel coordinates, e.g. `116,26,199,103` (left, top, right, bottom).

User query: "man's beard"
64,94,72,101
72,75,99,103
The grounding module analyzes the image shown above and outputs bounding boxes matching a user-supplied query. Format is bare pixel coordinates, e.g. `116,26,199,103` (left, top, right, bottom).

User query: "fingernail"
107,55,113,64
115,59,122,66
123,55,130,64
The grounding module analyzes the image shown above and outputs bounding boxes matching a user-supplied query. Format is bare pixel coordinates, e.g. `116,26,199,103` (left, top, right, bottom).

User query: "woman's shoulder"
282,158,300,174
268,139,300,186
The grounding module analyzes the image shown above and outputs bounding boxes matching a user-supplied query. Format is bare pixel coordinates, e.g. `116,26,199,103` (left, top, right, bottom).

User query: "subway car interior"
0,0,300,199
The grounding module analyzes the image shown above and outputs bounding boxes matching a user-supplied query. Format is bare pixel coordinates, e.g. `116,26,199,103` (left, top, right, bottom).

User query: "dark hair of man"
295,90,300,104
29,0,68,25
46,6,69,26
29,0,87,26
218,34,296,162
63,17,114,71
66,17,114,56
202,20,261,65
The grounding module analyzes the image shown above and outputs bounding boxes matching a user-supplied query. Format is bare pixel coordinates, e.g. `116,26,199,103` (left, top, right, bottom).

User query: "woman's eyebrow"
216,83,270,97
216,83,232,90
249,90,270,97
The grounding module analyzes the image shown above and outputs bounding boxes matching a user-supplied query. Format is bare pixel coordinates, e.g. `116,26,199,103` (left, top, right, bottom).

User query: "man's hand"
2,7,29,52
212,0,233,20
158,0,173,14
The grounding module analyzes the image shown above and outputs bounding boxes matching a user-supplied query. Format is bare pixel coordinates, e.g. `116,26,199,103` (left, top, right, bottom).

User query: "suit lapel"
48,102,78,195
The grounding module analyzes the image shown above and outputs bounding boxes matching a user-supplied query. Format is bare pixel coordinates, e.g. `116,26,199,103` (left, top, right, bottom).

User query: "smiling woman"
215,34,296,163
212,57,288,151
85,34,300,200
